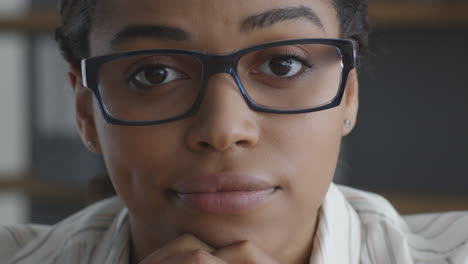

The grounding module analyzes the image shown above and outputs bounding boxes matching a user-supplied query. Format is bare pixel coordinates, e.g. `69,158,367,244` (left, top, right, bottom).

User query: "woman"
2,0,468,263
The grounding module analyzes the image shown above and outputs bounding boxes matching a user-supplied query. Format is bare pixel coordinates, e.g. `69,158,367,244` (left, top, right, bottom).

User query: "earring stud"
86,140,97,150
344,120,352,129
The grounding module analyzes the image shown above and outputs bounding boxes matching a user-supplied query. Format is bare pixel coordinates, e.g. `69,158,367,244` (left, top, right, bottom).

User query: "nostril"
236,140,251,147
198,141,211,149
196,139,251,151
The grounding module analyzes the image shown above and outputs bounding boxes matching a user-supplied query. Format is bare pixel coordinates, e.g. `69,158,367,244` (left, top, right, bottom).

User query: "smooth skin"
69,0,359,263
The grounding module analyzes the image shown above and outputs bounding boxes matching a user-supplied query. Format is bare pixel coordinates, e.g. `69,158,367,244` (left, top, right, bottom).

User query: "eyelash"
277,53,313,68
254,52,314,80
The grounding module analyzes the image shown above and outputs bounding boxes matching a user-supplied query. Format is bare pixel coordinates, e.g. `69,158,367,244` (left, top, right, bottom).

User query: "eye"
259,56,308,78
130,64,186,88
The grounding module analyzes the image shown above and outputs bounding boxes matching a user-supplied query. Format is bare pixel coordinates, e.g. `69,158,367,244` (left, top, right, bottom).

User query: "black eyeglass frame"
81,38,357,126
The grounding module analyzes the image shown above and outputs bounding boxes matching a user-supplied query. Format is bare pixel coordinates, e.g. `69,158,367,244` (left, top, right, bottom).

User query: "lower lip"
175,188,277,215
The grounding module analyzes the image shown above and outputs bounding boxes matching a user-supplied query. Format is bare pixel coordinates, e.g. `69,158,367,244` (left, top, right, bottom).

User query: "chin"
169,209,279,249
189,225,267,249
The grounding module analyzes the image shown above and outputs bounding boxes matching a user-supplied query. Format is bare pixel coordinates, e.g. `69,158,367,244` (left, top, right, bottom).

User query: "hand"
139,234,279,264
214,241,280,264
138,233,223,264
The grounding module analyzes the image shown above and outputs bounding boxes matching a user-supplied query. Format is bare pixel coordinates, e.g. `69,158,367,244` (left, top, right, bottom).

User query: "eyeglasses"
81,38,356,126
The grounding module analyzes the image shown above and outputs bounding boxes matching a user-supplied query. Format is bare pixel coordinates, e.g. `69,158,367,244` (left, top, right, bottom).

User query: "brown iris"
269,57,294,76
140,66,168,85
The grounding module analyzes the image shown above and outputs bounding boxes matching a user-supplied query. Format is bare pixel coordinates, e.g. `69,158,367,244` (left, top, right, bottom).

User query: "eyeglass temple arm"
81,59,89,88
351,39,359,67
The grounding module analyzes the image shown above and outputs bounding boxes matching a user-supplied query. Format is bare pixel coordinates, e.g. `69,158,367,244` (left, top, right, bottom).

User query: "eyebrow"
110,25,191,49
241,6,324,33
109,6,323,49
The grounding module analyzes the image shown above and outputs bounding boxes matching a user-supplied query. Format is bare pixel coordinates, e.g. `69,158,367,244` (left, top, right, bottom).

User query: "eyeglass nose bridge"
203,54,241,77
192,53,254,114
200,53,249,96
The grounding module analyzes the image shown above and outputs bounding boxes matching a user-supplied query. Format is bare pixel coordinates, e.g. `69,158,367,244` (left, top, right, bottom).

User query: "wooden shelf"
369,2,468,27
1,175,467,214
0,176,86,202
378,192,468,215
0,10,58,32
0,3,467,33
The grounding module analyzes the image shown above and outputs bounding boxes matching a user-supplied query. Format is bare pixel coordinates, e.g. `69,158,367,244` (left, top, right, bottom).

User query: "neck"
277,213,320,264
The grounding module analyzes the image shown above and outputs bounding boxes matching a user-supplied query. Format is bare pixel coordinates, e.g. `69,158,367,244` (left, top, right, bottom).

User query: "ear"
69,66,102,154
342,69,359,136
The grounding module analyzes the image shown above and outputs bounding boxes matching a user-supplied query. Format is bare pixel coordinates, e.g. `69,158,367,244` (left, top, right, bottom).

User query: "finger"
214,241,279,264
158,249,227,264
139,233,215,264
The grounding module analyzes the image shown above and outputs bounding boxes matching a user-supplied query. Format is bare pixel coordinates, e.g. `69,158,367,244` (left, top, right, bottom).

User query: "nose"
184,73,260,152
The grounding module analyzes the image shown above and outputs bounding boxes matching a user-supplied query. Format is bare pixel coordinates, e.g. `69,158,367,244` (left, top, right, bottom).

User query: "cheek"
271,109,343,208
94,114,185,207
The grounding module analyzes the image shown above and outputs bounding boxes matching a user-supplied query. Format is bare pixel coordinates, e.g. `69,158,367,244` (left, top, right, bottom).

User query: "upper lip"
171,172,277,194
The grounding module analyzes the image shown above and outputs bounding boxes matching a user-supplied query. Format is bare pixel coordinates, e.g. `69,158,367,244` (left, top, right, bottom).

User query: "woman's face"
72,0,359,262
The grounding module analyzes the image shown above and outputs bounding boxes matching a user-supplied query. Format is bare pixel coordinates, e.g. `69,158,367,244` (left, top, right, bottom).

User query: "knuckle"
187,249,211,263
240,261,260,264
242,259,278,264
237,240,255,252
176,233,200,246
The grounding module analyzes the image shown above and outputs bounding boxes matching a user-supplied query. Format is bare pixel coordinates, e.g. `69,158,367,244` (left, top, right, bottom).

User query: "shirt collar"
309,183,362,264
94,205,130,264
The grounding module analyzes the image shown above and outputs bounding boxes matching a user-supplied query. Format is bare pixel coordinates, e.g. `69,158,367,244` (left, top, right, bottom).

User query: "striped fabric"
310,185,468,264
1,184,467,264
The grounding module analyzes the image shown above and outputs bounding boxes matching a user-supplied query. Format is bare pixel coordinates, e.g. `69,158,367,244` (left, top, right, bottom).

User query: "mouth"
169,173,280,215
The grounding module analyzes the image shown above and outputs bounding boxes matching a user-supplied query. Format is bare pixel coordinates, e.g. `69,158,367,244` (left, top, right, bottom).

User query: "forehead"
91,0,340,55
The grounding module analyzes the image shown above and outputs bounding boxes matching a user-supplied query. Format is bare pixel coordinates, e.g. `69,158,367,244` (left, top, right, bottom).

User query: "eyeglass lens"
97,43,343,122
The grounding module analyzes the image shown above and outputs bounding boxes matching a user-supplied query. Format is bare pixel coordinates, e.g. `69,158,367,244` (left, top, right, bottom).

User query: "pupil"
144,67,167,84
269,58,293,76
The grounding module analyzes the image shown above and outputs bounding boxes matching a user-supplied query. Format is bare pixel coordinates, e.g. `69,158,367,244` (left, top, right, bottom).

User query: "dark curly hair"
55,0,369,68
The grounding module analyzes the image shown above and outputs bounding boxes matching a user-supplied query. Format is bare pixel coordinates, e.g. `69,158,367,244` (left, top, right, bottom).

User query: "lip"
170,173,279,215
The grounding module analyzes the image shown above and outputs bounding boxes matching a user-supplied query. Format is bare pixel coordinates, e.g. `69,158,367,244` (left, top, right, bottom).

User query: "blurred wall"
348,27,468,193
0,0,29,224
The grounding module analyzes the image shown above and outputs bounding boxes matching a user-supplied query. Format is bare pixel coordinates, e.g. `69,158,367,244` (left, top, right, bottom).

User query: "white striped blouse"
1,184,467,264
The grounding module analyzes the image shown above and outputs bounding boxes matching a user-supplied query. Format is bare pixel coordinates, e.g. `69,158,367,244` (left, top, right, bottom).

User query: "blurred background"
0,0,467,225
